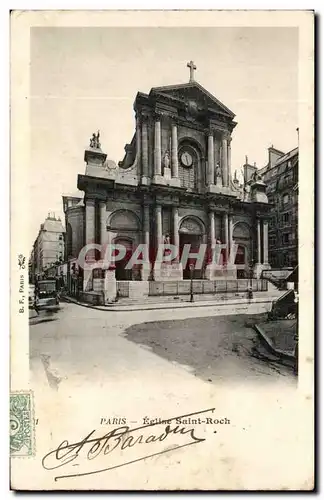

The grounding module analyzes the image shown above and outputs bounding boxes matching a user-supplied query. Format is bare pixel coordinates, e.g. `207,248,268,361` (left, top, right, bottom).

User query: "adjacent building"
30,214,65,279
260,146,298,268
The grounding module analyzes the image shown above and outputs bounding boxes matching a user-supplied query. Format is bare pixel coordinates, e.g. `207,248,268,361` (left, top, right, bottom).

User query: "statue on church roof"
251,170,262,182
90,130,101,149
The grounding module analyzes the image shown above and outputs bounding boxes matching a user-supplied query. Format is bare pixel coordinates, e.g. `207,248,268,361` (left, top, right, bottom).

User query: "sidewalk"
254,319,297,360
62,292,280,312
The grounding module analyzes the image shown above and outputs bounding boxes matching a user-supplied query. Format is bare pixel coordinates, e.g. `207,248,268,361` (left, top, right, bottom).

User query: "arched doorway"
113,238,133,281
109,210,141,281
232,222,251,278
179,216,206,279
235,245,247,278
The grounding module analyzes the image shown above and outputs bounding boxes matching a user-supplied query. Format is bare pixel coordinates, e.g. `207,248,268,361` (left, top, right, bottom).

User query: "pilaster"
207,131,215,186
172,206,180,260
263,220,269,265
99,201,107,259
152,116,164,184
221,133,228,187
227,137,232,185
257,218,261,264
141,115,149,185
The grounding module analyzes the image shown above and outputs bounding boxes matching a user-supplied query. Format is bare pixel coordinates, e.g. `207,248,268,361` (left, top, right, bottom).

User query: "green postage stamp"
10,392,35,457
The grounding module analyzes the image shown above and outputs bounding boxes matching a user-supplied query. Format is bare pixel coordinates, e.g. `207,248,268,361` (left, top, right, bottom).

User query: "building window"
283,233,289,245
284,254,291,266
283,194,289,205
269,236,276,247
282,213,290,224
67,223,73,257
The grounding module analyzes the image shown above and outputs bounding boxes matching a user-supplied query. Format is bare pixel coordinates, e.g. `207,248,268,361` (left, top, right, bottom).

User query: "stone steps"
114,291,279,306
115,292,247,305
64,293,277,313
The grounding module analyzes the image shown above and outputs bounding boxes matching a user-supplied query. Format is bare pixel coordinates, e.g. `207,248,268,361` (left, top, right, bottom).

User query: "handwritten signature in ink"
42,407,215,481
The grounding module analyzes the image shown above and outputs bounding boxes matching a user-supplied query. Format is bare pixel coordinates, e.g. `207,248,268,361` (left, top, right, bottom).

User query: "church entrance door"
180,233,204,279
179,216,206,280
235,245,247,279
114,239,133,281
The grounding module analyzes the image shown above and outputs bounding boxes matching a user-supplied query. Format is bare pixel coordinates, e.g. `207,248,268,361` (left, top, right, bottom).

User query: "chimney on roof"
268,146,285,169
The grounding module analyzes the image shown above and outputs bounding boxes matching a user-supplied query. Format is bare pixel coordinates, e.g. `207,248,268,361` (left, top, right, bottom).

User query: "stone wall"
79,291,104,305
178,125,206,155
178,208,208,231
67,207,84,258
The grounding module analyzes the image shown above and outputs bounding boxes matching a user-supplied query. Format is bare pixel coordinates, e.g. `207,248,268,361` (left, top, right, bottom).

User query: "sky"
30,26,298,248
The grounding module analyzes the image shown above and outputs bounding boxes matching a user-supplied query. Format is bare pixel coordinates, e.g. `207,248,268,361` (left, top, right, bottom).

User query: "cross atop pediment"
187,60,197,82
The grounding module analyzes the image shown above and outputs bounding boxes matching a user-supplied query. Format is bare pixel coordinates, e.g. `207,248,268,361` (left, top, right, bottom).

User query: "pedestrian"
33,299,39,316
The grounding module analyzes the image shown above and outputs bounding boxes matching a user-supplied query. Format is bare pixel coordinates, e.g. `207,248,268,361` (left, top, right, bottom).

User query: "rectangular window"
269,236,276,247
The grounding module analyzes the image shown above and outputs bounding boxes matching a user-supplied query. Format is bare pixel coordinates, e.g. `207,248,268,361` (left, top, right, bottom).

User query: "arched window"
233,222,251,240
178,142,201,191
179,216,205,235
109,210,140,232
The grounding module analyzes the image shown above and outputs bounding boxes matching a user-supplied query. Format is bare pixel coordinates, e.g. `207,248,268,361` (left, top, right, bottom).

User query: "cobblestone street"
30,302,295,389
124,314,295,384
27,302,302,490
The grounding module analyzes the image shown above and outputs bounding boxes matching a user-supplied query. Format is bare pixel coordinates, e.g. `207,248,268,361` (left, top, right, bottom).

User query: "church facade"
64,63,271,299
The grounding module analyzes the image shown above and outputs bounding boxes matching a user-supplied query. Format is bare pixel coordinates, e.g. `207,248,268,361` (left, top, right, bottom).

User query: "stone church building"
63,63,270,302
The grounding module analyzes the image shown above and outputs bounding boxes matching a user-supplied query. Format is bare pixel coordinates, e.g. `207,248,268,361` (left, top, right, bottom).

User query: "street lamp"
189,263,195,303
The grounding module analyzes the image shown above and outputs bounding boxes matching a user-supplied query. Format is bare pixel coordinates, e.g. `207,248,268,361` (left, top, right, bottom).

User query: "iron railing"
148,279,267,297
116,281,130,298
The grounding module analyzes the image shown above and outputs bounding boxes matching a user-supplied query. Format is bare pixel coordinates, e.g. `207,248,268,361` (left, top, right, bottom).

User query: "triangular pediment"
150,82,235,118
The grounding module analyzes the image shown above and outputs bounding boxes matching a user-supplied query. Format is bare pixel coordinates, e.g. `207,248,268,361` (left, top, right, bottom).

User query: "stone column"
227,138,232,185
222,134,228,187
263,220,269,265
84,199,96,290
223,213,229,263
135,114,142,176
155,205,162,248
171,123,179,178
141,204,150,280
141,117,149,180
172,206,180,260
143,205,150,249
228,214,233,246
228,214,234,265
209,210,216,264
207,131,214,186
85,199,96,260
257,219,261,263
209,211,216,245
154,117,162,176
99,201,107,259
